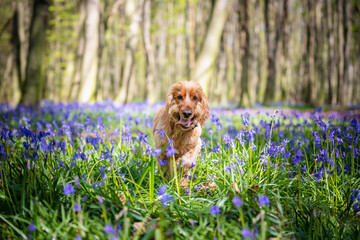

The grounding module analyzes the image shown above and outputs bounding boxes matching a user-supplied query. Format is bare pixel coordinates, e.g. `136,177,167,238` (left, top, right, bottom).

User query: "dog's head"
166,81,209,130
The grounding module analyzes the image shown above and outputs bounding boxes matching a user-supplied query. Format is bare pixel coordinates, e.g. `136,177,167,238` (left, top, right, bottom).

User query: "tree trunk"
77,0,100,103
263,0,282,105
279,0,289,102
303,0,316,105
186,0,196,80
142,0,157,103
193,0,231,94
326,0,335,105
13,1,26,90
337,0,345,106
69,0,86,101
20,0,50,105
342,0,351,105
115,0,143,104
2,2,26,104
238,0,250,107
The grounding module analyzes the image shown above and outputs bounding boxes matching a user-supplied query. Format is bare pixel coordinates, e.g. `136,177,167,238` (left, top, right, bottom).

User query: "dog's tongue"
176,118,192,127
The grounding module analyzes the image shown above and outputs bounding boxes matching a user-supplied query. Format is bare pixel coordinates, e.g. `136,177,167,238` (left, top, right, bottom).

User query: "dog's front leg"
177,138,202,179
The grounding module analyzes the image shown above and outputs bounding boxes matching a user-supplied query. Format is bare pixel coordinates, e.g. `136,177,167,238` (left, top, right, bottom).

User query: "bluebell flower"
160,194,174,207
74,203,81,212
138,132,148,144
225,165,232,172
154,129,165,138
97,196,104,205
152,148,161,157
74,176,80,187
104,224,115,234
97,116,105,132
75,234,82,240
158,185,167,196
241,114,249,127
119,153,127,161
159,159,168,166
99,165,106,179
354,202,359,213
166,145,176,157
211,114,219,124
350,189,359,202
232,196,243,207
28,222,36,233
64,184,75,195
210,205,220,216
258,194,270,207
209,144,220,153
241,228,252,238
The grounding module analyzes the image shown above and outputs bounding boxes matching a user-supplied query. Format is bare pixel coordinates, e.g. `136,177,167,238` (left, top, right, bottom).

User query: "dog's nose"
182,110,192,118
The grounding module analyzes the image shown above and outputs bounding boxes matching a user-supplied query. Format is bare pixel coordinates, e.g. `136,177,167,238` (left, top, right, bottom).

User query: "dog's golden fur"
153,81,210,179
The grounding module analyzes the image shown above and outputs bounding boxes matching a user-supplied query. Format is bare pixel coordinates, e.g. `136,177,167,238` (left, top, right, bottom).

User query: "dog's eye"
192,96,198,101
177,95,183,100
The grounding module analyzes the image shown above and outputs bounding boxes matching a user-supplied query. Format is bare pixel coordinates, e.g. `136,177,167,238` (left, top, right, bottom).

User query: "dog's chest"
171,129,200,155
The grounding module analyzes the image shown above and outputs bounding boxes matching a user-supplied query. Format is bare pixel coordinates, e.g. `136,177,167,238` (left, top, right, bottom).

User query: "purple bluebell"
160,194,174,207
104,224,115,234
64,184,75,195
210,205,220,216
74,203,81,212
75,234,82,240
99,165,106,179
241,228,252,238
28,222,36,233
159,159,168,166
152,148,161,157
158,185,167,196
74,176,80,187
166,145,176,157
154,129,165,138
259,194,270,207
232,196,243,207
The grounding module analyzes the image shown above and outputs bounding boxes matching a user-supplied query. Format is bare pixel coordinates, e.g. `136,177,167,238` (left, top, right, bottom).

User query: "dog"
153,81,209,180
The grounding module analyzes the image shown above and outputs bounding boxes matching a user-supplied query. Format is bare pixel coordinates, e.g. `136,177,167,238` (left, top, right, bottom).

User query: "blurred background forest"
0,0,360,107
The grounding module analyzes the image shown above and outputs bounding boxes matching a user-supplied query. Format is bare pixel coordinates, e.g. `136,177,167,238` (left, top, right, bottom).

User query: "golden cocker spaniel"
153,81,210,179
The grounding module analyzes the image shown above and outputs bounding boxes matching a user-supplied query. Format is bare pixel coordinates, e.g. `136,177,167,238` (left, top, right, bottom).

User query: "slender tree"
115,0,143,103
263,0,283,105
238,0,250,107
20,0,50,105
142,0,158,103
193,0,231,94
77,0,100,102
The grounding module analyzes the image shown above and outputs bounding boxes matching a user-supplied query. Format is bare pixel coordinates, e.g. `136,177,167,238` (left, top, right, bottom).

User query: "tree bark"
115,0,143,104
77,0,100,103
326,0,335,105
20,0,50,105
186,0,196,80
303,0,316,105
337,0,345,106
69,0,86,101
238,0,250,107
2,2,26,104
263,0,282,105
342,0,351,105
193,0,231,94
142,0,157,103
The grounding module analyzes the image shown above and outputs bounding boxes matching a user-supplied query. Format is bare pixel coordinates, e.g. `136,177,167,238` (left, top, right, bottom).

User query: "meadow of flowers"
0,101,359,239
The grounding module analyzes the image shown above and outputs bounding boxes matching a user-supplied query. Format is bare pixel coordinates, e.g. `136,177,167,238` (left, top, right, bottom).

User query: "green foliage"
0,104,359,239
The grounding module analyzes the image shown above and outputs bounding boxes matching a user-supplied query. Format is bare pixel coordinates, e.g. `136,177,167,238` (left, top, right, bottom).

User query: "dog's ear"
166,92,173,109
198,88,210,126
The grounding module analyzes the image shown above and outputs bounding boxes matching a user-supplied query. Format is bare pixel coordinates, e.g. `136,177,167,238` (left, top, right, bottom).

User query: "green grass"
0,104,359,239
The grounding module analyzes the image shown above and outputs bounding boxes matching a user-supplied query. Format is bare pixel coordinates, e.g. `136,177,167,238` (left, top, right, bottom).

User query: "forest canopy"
0,0,359,107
